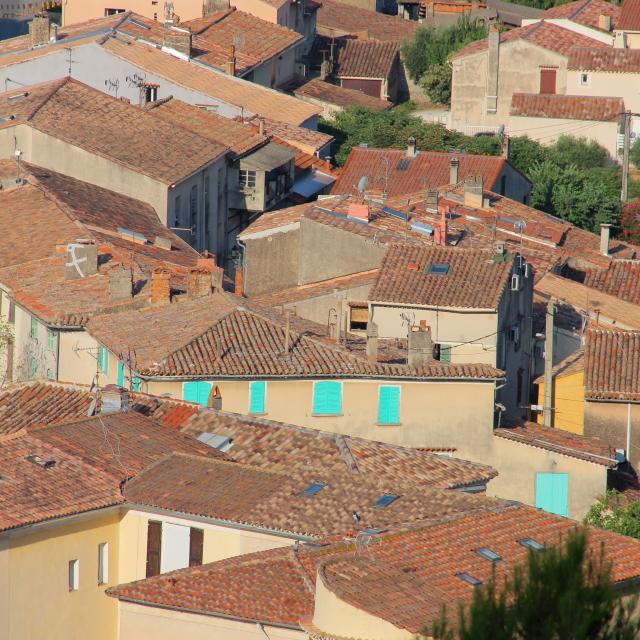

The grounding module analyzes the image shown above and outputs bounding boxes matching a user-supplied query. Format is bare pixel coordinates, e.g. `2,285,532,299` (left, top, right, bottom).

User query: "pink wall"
62,0,207,26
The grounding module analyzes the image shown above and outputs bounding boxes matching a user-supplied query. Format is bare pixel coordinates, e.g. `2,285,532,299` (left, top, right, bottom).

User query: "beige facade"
584,401,640,468
62,0,207,25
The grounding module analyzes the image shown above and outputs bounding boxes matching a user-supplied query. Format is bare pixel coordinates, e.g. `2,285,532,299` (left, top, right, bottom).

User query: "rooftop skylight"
375,493,399,508
302,482,326,496
518,538,545,551
475,548,502,562
456,572,483,587
427,263,450,275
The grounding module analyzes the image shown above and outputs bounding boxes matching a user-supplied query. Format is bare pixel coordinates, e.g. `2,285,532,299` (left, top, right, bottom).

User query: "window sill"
377,423,401,427
311,413,343,417
249,412,267,416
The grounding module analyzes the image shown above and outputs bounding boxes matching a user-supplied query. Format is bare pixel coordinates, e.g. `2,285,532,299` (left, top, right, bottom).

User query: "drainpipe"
627,403,632,462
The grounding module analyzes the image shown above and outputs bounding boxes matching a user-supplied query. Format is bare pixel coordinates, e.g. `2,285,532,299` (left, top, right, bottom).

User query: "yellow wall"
118,601,306,640
0,509,121,640
536,371,585,435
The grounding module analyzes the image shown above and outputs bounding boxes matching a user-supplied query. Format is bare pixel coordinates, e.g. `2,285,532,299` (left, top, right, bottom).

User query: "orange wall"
62,0,206,26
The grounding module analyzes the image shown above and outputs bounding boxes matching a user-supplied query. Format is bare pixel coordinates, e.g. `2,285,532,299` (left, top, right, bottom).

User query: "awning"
240,142,296,171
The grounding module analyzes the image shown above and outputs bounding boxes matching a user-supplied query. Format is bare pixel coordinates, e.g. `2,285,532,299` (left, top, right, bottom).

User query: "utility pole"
621,110,632,203
542,298,555,427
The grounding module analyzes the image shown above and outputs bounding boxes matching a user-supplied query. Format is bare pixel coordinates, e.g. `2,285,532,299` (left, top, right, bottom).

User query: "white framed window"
68,559,79,591
98,542,109,585
580,73,589,86
239,170,257,188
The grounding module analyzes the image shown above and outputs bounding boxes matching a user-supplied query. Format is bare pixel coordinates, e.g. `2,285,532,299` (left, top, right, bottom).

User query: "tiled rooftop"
331,147,510,197
581,261,640,305
107,504,640,631
533,348,585,384
370,244,513,309
317,0,418,41
450,20,608,61
541,0,619,29
510,93,624,122
293,78,392,110
244,115,333,155
584,326,640,401
335,39,398,79
568,46,640,72
0,79,226,184
494,420,616,466
86,290,503,380
619,0,640,29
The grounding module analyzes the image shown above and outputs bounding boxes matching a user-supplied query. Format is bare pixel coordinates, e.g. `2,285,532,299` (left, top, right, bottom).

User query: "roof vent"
196,432,233,452
26,454,55,469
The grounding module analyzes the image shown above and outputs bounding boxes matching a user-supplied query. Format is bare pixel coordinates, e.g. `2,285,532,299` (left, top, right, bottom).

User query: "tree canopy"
584,491,640,540
430,529,640,640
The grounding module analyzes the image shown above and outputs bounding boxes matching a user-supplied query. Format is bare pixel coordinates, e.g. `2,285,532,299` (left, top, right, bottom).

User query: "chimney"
598,13,611,31
187,267,213,298
258,119,265,136
449,157,459,185
366,320,378,362
65,241,98,280
50,23,58,43
464,175,484,208
425,188,438,211
283,308,293,354
226,45,236,75
139,83,159,107
501,134,510,159
434,204,448,246
163,27,192,57
235,265,244,297
600,223,611,257
109,265,133,302
408,321,433,368
486,25,499,113
347,202,370,221
101,384,130,413
207,385,222,410
29,13,50,48
150,268,171,305
406,136,417,158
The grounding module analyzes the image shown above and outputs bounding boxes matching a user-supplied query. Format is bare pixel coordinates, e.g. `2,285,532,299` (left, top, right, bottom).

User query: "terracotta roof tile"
0,79,226,184
584,326,640,401
451,20,608,61
317,0,418,41
293,78,392,110
542,0,619,28
510,93,623,121
582,261,640,304
568,46,640,72
534,348,584,384
619,0,640,29
370,244,513,309
331,147,508,197
245,115,333,155
495,420,616,466
107,504,640,631
335,39,398,79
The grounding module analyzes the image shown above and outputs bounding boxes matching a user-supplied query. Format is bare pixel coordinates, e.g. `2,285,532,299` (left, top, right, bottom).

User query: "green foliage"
630,138,640,170
319,106,500,166
431,529,640,640
507,0,573,10
401,15,487,105
585,491,640,539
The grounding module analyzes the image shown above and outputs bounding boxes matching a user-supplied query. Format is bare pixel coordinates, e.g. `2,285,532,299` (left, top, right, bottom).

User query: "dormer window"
239,170,257,189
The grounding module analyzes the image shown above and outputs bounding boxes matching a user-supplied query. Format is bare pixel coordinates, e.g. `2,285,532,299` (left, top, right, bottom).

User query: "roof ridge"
23,77,70,122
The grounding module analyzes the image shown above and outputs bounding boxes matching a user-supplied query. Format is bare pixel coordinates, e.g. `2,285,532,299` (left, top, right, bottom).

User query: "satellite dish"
357,175,368,194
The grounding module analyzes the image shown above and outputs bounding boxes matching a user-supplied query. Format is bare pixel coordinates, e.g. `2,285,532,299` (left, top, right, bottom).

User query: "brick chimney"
187,267,213,298
225,45,236,75
600,223,611,257
235,265,244,297
425,188,438,211
109,265,133,302
163,27,192,57
434,205,448,246
65,241,98,280
101,384,130,413
150,268,171,305
408,321,433,368
464,175,484,208
449,157,459,185
29,13,50,48
366,320,379,362
486,25,499,113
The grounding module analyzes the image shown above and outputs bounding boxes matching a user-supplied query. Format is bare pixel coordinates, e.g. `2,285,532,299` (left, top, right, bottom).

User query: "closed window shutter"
146,521,162,578
313,381,341,415
189,528,204,567
117,362,124,387
540,69,556,94
378,386,400,424
535,473,568,517
249,381,266,414
440,346,451,363
184,382,212,406
98,347,103,371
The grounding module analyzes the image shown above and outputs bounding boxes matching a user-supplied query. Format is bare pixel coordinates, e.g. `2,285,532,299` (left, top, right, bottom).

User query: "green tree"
419,63,452,105
585,491,640,539
431,529,640,640
630,138,640,170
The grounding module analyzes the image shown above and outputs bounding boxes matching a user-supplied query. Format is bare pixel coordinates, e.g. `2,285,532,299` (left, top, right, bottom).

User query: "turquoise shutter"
313,381,342,415
535,473,568,517
132,377,140,392
378,386,400,424
184,382,212,406
117,361,124,387
98,347,103,371
249,381,266,414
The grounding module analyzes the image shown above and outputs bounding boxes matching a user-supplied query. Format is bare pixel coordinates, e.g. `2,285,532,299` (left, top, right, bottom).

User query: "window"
105,8,126,15
375,493,399,507
117,361,124,387
456,572,482,587
146,521,162,578
349,304,368,332
30,316,38,339
580,72,589,85
132,377,141,392
47,328,56,352
68,559,79,591
312,381,342,415
427,263,450,275
183,381,212,406
144,85,158,103
378,385,400,425
189,528,204,567
539,68,556,95
475,548,501,562
98,346,109,376
46,369,55,380
249,381,266,414
438,344,452,363
302,482,325,496
518,537,545,551
98,542,109,585
8,301,14,324
535,472,568,517
29,357,38,379
239,170,257,188
173,195,182,228
148,521,204,576
500,174,507,196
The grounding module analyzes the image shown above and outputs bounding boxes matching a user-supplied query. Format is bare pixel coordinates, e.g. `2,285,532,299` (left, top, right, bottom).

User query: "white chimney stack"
600,223,611,256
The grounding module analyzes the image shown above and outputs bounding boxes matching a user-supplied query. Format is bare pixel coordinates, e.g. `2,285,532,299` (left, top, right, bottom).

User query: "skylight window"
456,572,483,587
375,493,399,508
427,263,450,275
26,454,55,469
518,538,545,551
302,482,326,496
475,548,502,562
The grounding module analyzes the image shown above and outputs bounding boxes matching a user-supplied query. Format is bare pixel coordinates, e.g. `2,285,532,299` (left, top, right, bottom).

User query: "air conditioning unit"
511,274,521,291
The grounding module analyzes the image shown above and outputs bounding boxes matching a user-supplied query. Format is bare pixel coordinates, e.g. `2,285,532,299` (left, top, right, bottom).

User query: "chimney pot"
150,268,171,305
258,119,265,136
449,157,459,185
600,223,611,257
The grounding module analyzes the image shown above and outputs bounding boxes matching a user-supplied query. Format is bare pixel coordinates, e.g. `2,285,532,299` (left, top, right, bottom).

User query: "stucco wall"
487,436,607,520
536,371,585,434
497,163,532,203
584,401,640,467
63,0,206,25
450,40,567,129
58,330,99,386
118,601,306,640
0,510,120,640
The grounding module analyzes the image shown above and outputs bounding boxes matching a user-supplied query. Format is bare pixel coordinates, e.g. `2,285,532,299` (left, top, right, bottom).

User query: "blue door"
183,382,212,406
535,472,569,517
